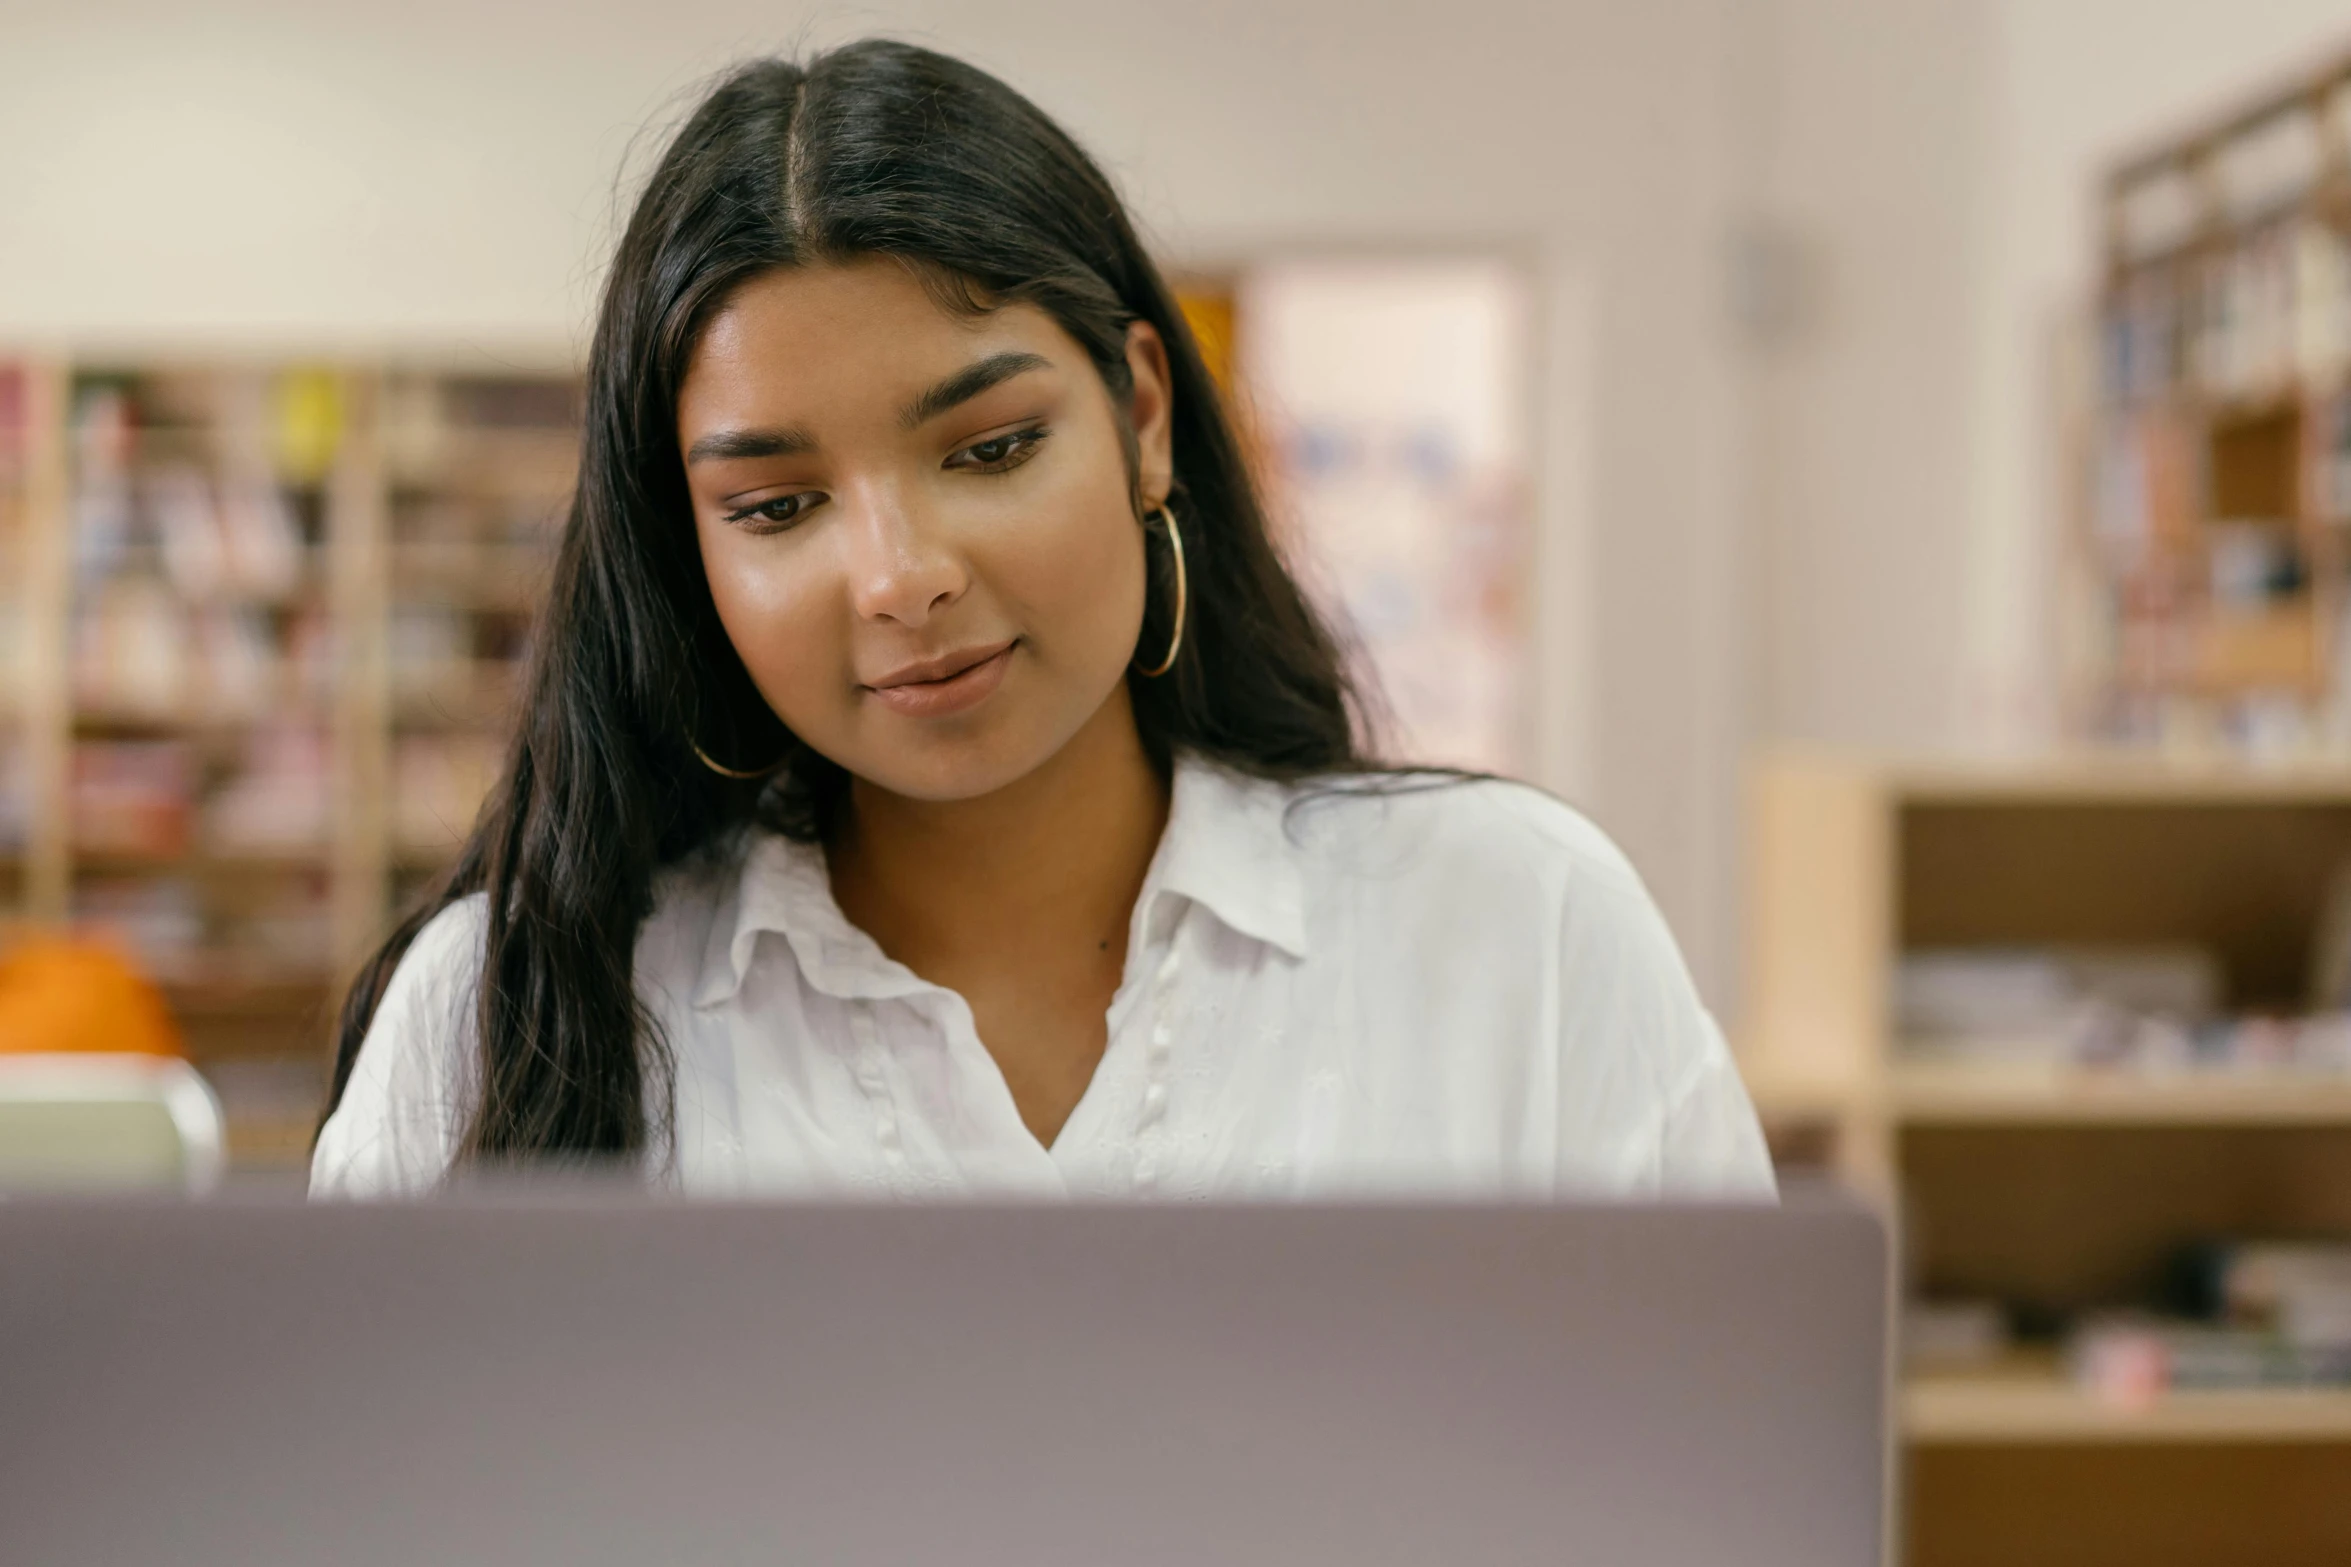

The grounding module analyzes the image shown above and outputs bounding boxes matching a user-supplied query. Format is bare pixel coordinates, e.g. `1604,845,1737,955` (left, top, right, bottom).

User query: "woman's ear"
1123,320,1176,511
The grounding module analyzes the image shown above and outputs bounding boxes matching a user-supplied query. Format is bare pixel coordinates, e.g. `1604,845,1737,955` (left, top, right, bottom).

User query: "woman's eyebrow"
898,350,1051,430
685,425,817,465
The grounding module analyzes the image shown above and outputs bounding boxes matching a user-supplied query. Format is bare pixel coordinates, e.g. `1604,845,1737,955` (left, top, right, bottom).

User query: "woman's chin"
840,731,1061,808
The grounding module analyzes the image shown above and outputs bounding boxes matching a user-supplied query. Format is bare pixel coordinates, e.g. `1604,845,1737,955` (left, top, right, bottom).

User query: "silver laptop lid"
0,1196,1885,1567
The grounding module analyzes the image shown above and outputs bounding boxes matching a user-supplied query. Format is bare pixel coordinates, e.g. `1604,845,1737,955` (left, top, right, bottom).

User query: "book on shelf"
70,741,195,858
1898,942,2351,1079
69,872,333,985
1912,1242,2351,1402
201,726,330,856
2074,1246,2351,1400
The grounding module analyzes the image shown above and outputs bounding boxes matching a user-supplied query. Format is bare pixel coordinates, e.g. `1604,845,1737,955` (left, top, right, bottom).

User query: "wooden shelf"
72,544,327,608
1909,1359,2351,1445
1749,1058,2351,1128
390,540,548,609
73,846,328,875
392,840,464,872
73,708,332,738
392,660,522,728
395,428,578,499
159,971,331,1009
162,973,334,1065
1800,749,2351,805
1895,1061,2351,1126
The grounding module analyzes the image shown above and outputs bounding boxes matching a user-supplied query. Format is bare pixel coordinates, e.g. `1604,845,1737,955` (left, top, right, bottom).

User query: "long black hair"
321,39,1370,1163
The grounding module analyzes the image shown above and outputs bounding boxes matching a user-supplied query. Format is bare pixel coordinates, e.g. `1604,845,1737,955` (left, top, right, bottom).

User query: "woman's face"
676,257,1174,802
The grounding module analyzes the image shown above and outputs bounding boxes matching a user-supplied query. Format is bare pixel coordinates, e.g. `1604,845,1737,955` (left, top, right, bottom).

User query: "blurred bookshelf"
0,365,27,910
1741,750,2351,1566
0,350,579,1173
384,372,571,909
1806,47,2351,1556
2079,45,2351,763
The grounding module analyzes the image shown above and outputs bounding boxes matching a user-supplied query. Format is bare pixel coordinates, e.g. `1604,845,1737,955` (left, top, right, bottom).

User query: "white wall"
1743,0,1986,754
0,0,1755,995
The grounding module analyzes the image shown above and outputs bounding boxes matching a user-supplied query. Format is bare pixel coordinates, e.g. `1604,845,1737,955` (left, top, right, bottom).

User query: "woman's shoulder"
309,894,489,1196
400,890,492,982
309,835,752,1198
331,893,493,1062
1284,770,1652,910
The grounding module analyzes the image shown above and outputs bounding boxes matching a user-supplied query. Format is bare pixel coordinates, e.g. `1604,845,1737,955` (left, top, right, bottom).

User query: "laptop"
0,1194,1886,1566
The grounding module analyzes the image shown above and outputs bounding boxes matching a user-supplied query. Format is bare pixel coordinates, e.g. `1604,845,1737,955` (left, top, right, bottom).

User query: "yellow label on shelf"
272,371,343,485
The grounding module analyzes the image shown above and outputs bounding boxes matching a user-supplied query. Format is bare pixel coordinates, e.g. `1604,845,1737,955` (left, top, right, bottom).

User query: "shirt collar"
691,751,1309,1010
1144,753,1310,961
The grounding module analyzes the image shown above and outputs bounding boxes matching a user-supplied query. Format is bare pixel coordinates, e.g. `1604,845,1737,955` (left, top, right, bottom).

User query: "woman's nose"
840,487,967,628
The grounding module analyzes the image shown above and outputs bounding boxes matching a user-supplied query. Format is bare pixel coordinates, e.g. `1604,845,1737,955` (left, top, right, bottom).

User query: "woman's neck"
827,686,1171,981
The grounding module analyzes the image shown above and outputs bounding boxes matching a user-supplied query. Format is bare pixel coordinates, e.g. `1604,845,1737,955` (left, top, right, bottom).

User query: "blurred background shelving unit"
0,362,66,930
1724,55,2351,1562
0,363,27,916
1743,751,2351,1567
2081,47,2351,759
383,371,573,911
0,350,580,1173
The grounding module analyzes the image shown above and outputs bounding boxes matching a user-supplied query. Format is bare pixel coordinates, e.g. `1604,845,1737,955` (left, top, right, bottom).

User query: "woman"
312,40,1772,1200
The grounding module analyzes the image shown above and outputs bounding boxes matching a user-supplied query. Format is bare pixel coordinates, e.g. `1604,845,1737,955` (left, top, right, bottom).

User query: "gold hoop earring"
690,737,785,780
1134,504,1187,678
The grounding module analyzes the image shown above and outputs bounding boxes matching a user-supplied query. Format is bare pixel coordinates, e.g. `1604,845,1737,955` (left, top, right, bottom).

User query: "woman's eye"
948,427,1047,472
721,492,822,531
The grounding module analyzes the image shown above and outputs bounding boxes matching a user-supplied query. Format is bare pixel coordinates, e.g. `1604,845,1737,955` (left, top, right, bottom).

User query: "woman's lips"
863,641,1016,718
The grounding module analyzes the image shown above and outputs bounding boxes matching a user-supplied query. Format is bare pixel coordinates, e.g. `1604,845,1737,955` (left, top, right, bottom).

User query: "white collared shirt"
312,756,1774,1200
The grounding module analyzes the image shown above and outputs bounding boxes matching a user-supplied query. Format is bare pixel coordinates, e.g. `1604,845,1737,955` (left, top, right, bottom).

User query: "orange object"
0,937,183,1057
